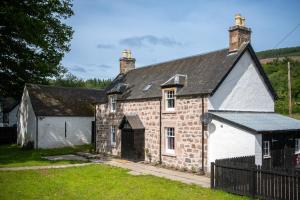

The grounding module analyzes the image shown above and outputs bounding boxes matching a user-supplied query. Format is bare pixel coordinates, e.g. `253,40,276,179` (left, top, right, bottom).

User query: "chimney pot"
120,49,135,74
229,14,251,53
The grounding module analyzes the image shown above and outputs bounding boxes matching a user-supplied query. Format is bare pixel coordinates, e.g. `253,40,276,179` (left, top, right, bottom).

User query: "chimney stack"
229,14,251,53
120,49,135,74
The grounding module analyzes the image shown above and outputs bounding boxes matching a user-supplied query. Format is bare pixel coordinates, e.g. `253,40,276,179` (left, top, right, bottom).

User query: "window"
110,96,116,112
165,90,175,111
111,126,116,146
295,138,300,154
263,140,271,158
166,127,175,154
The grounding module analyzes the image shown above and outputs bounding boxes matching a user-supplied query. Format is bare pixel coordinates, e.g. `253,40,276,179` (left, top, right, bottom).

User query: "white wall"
37,116,93,149
207,119,262,171
208,51,274,112
17,88,36,146
9,105,19,127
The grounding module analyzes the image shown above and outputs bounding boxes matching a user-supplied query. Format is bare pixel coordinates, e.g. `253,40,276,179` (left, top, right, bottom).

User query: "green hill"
258,46,300,119
257,46,300,59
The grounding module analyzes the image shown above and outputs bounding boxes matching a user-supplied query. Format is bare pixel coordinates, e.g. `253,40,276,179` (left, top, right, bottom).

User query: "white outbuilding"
17,84,104,149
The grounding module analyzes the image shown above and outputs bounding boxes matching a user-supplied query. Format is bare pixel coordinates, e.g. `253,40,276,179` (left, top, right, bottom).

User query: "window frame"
295,138,300,154
165,90,175,111
263,140,271,158
166,127,175,154
110,95,117,112
111,126,116,146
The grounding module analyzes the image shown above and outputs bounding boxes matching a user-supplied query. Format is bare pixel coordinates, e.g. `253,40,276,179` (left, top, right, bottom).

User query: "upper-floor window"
295,138,300,154
111,126,116,146
166,127,175,154
263,140,271,158
110,96,116,112
165,90,175,111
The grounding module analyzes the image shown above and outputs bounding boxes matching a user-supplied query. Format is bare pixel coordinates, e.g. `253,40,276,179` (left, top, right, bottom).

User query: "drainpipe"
201,97,205,174
159,98,162,164
35,117,38,149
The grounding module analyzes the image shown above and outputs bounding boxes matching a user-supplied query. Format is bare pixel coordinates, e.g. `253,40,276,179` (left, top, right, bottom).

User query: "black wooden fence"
0,127,17,144
211,156,300,200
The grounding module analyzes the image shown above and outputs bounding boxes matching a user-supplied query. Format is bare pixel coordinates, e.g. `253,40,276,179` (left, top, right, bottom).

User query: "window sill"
162,153,176,157
263,155,271,159
162,111,176,114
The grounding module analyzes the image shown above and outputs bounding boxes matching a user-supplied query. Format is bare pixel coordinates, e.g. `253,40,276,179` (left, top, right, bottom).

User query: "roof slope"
210,111,300,133
26,84,105,116
104,43,275,101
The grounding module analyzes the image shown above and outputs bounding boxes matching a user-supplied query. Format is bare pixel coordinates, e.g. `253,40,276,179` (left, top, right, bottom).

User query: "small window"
110,96,116,112
295,138,300,154
111,126,116,146
166,127,175,154
165,90,175,111
263,141,271,158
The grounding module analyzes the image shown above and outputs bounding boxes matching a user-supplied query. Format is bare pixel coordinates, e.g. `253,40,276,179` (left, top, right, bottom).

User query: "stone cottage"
95,14,300,173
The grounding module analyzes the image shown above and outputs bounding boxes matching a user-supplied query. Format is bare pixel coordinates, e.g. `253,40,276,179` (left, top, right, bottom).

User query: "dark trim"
36,115,94,117
159,98,162,164
210,43,277,100
64,121,67,138
260,130,300,134
35,117,38,149
94,104,97,151
161,84,184,88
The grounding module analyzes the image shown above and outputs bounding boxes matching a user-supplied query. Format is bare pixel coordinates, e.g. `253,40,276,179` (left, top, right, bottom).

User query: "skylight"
143,84,152,91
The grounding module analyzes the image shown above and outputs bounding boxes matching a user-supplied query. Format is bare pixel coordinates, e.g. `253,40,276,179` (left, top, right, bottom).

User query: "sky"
62,0,300,80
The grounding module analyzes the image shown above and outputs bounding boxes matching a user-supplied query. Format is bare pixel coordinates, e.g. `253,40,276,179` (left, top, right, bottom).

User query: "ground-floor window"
295,138,300,154
166,127,175,154
111,126,116,146
263,140,271,158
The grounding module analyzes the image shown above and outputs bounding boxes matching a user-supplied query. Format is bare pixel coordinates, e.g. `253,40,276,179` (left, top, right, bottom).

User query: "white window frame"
263,140,271,158
165,90,175,111
111,126,116,146
295,138,300,154
166,127,175,154
110,95,116,112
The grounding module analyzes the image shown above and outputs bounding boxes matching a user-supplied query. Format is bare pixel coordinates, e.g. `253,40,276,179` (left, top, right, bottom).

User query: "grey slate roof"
103,42,276,101
26,84,104,116
119,114,145,130
210,111,300,133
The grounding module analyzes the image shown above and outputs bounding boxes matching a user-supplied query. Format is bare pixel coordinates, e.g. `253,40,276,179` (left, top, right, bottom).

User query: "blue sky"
62,0,300,80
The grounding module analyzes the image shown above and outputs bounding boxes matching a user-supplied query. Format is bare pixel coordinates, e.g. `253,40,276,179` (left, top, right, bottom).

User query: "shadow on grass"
0,144,93,167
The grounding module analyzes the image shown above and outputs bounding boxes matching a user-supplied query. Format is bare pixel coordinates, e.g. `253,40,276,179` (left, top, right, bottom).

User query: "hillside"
258,46,300,119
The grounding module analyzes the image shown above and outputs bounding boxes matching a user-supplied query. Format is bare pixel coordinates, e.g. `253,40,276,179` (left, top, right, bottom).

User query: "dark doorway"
121,129,135,159
91,121,96,147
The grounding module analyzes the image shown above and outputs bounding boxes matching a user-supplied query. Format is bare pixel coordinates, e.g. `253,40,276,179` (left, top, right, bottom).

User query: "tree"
0,0,74,98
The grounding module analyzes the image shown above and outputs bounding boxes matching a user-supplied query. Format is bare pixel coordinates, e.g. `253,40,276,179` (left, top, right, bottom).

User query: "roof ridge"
26,83,104,91
128,47,229,73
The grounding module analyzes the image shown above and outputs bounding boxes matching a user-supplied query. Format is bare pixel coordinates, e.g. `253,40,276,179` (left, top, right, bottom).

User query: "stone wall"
96,95,208,172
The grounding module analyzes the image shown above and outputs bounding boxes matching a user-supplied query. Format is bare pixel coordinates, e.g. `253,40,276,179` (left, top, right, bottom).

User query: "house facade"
95,14,300,172
17,84,103,149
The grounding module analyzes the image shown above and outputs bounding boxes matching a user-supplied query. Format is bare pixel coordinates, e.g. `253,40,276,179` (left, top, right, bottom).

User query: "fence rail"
211,156,300,200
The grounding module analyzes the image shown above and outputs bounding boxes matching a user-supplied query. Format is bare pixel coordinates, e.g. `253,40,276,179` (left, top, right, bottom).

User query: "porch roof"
119,114,145,130
209,111,300,134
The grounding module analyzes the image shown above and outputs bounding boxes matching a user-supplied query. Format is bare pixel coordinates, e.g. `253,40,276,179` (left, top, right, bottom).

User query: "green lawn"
0,144,92,167
0,164,248,200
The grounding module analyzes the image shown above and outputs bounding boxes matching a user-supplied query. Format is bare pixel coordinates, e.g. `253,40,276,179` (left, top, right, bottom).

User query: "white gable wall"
38,116,93,148
17,88,36,146
207,119,262,172
208,50,274,112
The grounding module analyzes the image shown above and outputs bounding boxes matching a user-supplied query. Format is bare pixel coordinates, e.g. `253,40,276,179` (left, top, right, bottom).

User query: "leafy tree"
0,0,74,98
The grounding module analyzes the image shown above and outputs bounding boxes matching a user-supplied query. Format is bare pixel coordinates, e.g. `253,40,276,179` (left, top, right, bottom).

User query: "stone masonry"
96,95,208,172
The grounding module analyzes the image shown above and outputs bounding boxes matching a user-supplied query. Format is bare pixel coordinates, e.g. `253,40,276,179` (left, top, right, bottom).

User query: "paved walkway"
103,158,210,188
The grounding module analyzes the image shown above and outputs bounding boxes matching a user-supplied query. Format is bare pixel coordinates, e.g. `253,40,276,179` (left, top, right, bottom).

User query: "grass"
291,113,300,120
0,144,92,167
0,164,248,200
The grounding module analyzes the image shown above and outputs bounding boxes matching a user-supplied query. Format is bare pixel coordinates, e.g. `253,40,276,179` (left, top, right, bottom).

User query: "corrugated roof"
210,111,300,133
26,84,105,116
103,42,275,101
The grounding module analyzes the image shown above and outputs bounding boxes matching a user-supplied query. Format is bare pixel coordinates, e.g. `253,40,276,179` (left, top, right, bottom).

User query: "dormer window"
165,90,175,111
110,95,117,112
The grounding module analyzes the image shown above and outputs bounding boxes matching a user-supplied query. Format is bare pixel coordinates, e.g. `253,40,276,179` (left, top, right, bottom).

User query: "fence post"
211,162,215,189
250,166,256,198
